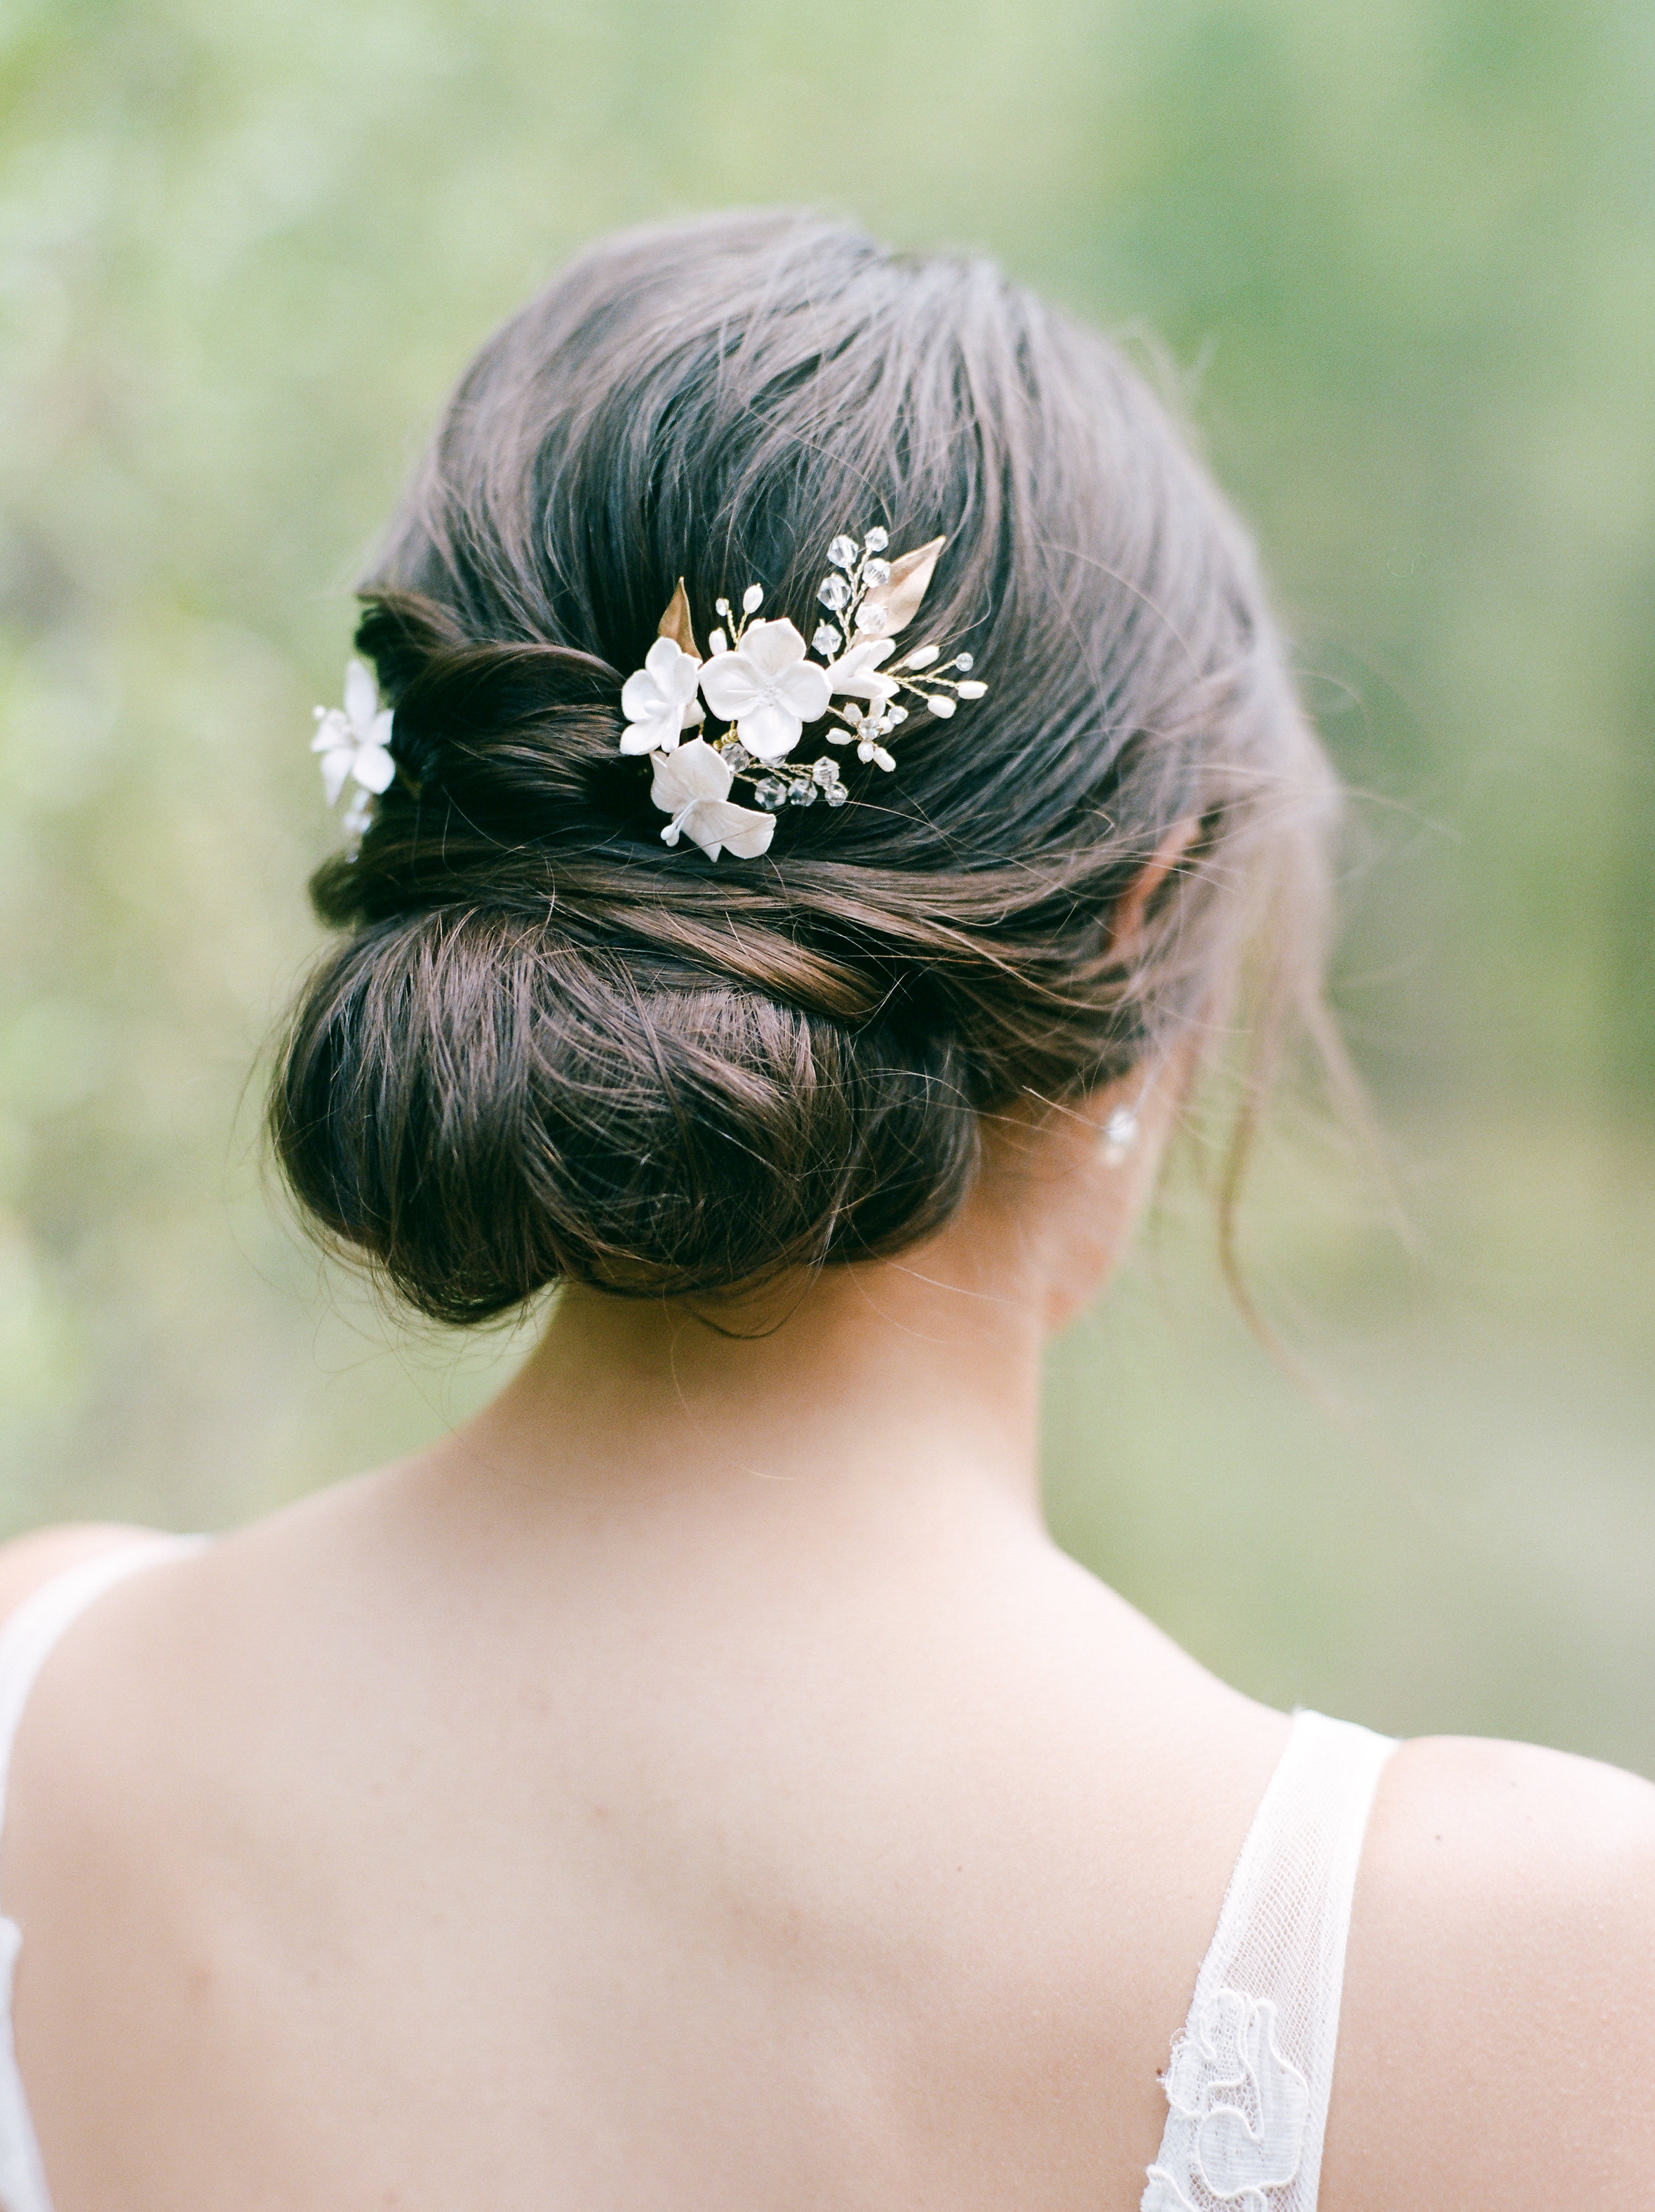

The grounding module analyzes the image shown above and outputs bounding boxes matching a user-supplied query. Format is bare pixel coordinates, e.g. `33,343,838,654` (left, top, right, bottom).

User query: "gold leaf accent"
657,578,700,661
862,535,946,635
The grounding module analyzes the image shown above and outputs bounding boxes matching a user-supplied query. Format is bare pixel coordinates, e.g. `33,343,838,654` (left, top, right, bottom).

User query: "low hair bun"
272,908,981,1320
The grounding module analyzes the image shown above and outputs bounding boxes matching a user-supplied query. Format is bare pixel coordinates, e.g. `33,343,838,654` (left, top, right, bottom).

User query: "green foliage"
2,0,1651,1763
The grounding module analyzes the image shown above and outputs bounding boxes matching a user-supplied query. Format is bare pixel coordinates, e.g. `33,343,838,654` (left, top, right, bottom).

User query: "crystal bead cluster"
810,528,986,773
615,526,988,861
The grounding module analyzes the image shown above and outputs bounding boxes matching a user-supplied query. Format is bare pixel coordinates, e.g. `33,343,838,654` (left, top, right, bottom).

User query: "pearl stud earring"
1100,1103,1139,1168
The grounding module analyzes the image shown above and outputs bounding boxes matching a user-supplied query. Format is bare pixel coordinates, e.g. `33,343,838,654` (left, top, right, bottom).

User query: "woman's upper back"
0,1479,1651,2212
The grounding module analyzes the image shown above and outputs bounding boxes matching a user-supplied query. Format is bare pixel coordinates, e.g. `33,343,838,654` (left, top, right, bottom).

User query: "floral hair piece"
311,658,395,850
309,532,985,865
617,527,986,860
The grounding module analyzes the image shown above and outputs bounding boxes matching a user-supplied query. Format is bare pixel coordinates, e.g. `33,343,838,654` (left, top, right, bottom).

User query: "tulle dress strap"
0,1534,207,2212
1142,1709,1397,2212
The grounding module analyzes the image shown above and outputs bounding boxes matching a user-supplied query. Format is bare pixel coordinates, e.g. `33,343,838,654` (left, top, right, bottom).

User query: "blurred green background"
2,0,1651,1768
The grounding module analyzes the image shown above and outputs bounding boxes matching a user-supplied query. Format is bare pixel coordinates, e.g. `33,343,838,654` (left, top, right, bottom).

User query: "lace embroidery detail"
1141,1987,1310,2211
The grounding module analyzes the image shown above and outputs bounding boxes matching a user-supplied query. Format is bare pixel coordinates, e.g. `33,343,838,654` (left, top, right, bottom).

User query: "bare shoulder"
0,1523,167,1631
1322,1731,1655,2212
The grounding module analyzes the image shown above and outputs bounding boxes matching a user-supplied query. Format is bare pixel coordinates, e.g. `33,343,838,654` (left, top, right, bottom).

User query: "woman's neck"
422,1221,1051,1550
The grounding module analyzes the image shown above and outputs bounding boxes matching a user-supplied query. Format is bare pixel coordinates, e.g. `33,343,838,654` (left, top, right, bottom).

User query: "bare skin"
1,1088,1651,2209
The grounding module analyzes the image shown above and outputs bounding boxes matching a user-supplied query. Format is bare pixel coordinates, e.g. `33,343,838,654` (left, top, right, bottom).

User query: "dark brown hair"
271,211,1339,1322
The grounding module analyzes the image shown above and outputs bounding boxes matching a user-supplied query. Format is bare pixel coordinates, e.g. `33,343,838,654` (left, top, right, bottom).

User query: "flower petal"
343,658,379,731
778,658,831,722
644,635,697,697
351,742,397,794
622,667,665,720
319,746,353,805
619,707,681,755
650,737,732,814
697,653,763,722
679,797,776,862
737,618,808,678
737,701,802,761
825,640,897,707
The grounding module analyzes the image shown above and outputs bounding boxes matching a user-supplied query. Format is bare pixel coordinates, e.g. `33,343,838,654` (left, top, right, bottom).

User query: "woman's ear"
1111,818,1202,951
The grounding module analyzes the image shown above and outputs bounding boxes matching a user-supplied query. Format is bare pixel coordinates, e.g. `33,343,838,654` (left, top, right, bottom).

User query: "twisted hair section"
270,211,1340,1316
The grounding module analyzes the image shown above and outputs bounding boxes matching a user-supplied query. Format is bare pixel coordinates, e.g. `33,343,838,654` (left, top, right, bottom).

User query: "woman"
0,213,1649,2211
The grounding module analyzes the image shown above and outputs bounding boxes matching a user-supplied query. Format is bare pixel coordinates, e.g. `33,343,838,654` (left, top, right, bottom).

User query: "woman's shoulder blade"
1322,1731,1655,2211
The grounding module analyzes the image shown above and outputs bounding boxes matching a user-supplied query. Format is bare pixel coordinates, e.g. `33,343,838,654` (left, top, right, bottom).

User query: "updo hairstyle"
270,213,1339,1321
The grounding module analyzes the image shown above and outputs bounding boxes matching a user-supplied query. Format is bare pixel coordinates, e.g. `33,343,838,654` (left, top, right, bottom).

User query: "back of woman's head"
271,210,1338,1322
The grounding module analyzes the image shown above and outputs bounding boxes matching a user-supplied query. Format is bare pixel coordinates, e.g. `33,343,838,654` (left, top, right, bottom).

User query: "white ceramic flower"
311,659,395,806
696,617,831,762
619,636,704,755
825,636,899,713
650,738,775,861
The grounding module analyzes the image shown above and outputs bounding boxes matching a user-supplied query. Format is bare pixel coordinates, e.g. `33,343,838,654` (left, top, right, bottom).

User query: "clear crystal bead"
823,782,849,806
863,526,888,552
752,777,788,810
954,651,974,671
788,778,817,806
811,757,840,787
722,741,753,771
817,573,851,611
852,603,889,634
715,597,730,616
860,557,891,589
812,622,841,656
827,535,858,571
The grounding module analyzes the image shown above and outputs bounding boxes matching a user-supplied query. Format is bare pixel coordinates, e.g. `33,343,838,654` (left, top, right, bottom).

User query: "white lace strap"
1142,1709,1396,2212
0,1534,206,2212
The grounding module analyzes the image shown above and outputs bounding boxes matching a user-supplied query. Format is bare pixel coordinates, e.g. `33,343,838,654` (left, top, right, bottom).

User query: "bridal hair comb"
310,528,985,862
618,526,986,860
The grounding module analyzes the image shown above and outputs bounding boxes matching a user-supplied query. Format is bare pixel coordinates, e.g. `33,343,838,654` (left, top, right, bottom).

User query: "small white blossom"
650,738,775,860
824,636,899,713
619,636,704,755
311,659,395,806
697,617,831,761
